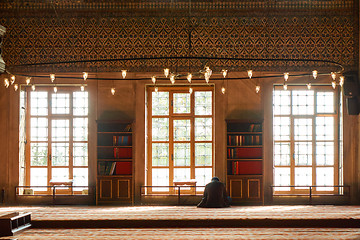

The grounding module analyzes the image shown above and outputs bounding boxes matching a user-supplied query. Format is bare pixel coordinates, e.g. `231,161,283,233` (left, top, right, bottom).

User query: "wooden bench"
0,212,31,236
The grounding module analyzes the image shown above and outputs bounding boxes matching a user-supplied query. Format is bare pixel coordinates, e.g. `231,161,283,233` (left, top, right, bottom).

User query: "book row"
228,135,262,146
227,147,262,159
113,147,132,159
98,161,132,175
228,160,262,175
113,135,132,146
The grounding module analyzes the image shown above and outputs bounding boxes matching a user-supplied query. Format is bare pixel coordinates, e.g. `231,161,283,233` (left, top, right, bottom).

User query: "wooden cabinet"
96,121,133,205
226,120,263,205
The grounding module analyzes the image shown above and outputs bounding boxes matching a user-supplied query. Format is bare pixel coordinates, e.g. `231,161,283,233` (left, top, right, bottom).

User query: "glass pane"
152,168,169,191
274,168,290,191
30,92,48,116
73,92,89,116
294,118,312,141
174,143,190,166
173,119,190,141
73,118,88,141
316,167,334,191
173,93,190,114
51,168,69,181
152,143,169,166
274,142,290,166
30,168,47,191
73,168,88,191
294,142,312,166
152,118,169,141
195,91,212,115
52,119,69,141
273,90,290,115
316,117,334,141
52,143,69,166
31,143,48,166
292,90,314,115
195,118,212,141
195,143,212,166
316,142,334,166
273,117,290,141
173,168,191,182
31,117,48,141
52,93,70,114
295,167,312,189
317,92,335,113
152,91,169,116
73,143,88,166
195,168,212,191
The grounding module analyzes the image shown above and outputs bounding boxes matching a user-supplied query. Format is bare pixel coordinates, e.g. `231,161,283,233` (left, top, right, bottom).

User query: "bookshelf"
96,120,133,205
226,120,263,205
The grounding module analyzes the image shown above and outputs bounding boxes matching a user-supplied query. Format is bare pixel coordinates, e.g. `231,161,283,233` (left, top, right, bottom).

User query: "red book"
118,147,132,159
236,147,262,159
238,161,262,175
115,161,132,175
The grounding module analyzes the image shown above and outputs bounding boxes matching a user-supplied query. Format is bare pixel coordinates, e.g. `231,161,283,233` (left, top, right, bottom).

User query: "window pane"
316,167,334,191
294,142,312,166
195,168,212,191
73,92,88,116
195,143,212,166
273,90,290,115
30,168,48,191
274,168,290,191
316,142,334,166
317,92,335,113
52,93,70,114
174,143,190,166
152,168,169,192
273,117,290,141
31,143,48,166
274,142,290,166
73,143,88,166
52,143,69,166
292,90,314,115
174,168,191,182
294,118,312,141
73,168,88,191
173,93,190,114
152,143,169,166
195,91,212,115
195,118,212,141
152,91,169,116
31,117,48,141
51,168,69,181
52,119,69,141
316,117,334,141
73,118,88,141
152,118,169,141
173,119,190,141
295,167,312,189
30,92,48,116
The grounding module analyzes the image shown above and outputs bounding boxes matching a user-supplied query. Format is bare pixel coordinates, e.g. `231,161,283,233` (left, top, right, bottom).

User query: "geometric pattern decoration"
0,0,357,73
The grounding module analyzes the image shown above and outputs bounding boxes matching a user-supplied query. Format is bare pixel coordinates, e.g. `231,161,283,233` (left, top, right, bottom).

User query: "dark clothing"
197,179,230,208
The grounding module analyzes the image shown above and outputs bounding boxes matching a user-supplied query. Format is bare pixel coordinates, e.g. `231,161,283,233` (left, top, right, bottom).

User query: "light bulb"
10,75,15,85
248,70,253,79
53,86,58,93
255,85,260,93
31,84,36,91
307,83,311,90
332,80,336,89
222,69,228,78
170,74,175,84
122,70,127,79
80,85,85,91
339,76,345,87
151,76,156,84
111,87,115,95
284,72,289,81
14,84,18,91
187,73,192,83
4,78,9,88
221,86,226,94
283,83,288,90
189,87,193,94
50,74,55,82
26,77,31,85
83,72,88,81
331,72,336,81
164,68,170,78
155,87,158,92
205,73,210,83
205,66,212,77
312,70,318,79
